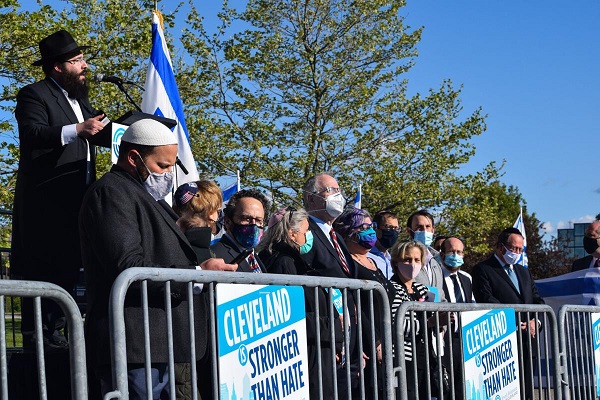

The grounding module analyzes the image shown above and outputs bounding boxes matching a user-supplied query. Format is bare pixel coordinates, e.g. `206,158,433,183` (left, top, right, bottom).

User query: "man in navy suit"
572,221,600,272
300,173,368,398
211,189,270,273
472,227,544,400
11,30,106,350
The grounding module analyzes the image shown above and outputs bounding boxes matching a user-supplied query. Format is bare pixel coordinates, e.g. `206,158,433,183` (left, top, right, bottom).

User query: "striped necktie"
330,228,350,275
247,252,262,273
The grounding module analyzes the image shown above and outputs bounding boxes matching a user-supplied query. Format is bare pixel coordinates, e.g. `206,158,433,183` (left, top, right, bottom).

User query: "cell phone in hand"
230,248,253,265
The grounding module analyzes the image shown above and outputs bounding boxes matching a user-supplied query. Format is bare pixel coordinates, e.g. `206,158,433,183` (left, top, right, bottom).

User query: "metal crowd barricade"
557,304,600,400
106,267,394,400
0,279,88,400
393,302,562,400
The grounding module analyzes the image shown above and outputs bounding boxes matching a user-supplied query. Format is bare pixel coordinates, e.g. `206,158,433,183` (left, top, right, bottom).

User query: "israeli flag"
513,207,528,268
141,11,199,186
222,183,238,204
354,184,362,209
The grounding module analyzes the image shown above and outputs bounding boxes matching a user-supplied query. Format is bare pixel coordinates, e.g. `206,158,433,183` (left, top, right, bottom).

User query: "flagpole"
236,170,241,191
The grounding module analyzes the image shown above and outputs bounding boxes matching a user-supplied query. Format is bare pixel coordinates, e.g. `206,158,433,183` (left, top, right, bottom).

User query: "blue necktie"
504,265,520,294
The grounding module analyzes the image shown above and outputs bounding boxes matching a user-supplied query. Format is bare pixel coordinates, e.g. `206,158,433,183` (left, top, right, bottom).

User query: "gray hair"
302,173,330,207
259,208,309,253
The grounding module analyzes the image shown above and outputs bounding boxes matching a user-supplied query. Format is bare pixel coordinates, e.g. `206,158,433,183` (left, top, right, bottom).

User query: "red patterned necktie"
330,228,350,275
247,252,262,273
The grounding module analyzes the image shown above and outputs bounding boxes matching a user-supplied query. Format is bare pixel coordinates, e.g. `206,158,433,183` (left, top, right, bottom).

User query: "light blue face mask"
444,254,464,270
299,230,314,255
413,230,434,247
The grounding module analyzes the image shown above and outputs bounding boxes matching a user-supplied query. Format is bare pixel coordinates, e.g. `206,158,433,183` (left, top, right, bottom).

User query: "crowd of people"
16,28,596,400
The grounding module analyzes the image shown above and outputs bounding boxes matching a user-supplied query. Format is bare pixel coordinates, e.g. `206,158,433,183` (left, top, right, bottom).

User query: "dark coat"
79,166,204,367
300,217,357,278
210,234,266,273
12,78,97,284
572,255,594,272
442,271,473,304
472,254,544,305
260,242,342,400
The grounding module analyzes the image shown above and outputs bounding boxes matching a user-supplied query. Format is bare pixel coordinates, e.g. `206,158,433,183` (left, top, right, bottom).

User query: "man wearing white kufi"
79,119,236,398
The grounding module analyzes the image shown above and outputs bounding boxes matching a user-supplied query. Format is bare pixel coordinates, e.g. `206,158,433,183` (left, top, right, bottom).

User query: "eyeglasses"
379,224,400,232
444,249,465,256
503,244,524,254
356,222,377,231
235,214,265,227
315,186,341,195
63,57,86,65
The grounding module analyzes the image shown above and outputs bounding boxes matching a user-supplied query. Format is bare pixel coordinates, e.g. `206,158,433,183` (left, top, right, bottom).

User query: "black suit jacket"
572,255,594,272
472,254,544,305
300,217,357,278
12,78,97,281
442,271,473,303
210,234,266,273
79,166,205,367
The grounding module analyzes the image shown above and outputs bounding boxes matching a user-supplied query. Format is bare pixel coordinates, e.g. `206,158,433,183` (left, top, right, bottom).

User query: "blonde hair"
174,180,223,230
389,240,427,265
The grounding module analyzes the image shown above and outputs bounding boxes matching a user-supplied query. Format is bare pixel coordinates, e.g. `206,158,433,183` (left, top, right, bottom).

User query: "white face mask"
138,155,175,201
502,245,521,265
325,193,345,218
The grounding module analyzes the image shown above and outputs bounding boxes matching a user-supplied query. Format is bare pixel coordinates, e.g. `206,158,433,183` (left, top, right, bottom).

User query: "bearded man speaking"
11,30,105,351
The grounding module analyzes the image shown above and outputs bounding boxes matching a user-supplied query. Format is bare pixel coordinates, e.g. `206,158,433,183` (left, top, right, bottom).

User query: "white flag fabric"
513,207,529,268
353,184,362,209
141,11,199,186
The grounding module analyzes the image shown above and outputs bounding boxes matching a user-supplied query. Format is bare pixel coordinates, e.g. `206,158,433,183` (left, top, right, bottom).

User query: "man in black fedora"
11,30,106,351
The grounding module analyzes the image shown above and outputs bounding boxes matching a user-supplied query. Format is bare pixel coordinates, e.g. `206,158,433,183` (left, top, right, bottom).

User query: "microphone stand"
115,81,143,112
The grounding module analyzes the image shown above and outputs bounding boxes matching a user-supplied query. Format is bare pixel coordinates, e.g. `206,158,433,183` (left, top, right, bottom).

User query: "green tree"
181,0,488,212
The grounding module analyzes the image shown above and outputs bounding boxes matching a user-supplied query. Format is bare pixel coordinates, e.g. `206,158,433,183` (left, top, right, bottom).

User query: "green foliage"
0,0,569,279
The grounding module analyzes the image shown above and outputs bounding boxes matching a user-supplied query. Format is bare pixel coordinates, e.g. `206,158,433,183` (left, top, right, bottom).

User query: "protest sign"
216,284,310,400
462,308,520,399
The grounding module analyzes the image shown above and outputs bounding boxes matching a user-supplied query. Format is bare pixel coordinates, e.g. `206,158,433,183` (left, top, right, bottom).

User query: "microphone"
94,73,134,85
176,157,189,175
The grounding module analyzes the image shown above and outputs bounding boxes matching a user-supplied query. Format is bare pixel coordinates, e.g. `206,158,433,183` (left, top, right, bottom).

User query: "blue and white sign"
217,284,310,400
462,309,520,400
592,312,600,397
111,123,127,165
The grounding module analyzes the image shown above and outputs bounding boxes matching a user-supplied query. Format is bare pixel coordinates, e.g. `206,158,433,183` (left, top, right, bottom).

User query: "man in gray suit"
405,209,446,301
80,119,235,398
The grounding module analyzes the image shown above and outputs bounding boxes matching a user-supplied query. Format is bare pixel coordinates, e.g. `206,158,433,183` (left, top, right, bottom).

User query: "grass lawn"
4,318,22,348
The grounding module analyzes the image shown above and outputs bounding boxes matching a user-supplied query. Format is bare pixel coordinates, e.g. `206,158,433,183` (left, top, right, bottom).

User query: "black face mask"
583,236,600,255
379,229,399,249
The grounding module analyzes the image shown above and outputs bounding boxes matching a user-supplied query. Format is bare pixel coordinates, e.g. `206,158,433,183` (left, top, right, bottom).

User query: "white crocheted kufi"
121,118,178,146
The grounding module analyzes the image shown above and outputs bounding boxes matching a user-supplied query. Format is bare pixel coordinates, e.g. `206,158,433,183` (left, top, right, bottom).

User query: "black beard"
58,70,89,99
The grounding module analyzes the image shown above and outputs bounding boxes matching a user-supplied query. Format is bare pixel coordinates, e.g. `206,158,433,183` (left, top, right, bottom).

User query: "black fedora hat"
32,30,90,66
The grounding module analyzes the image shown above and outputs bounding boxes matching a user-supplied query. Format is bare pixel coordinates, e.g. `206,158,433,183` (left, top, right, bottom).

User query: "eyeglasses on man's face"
63,56,86,65
503,244,524,254
315,186,341,195
235,214,265,227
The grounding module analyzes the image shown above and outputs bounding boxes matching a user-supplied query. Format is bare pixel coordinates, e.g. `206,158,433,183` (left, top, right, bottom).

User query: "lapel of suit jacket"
458,272,473,302
44,79,81,123
489,255,524,299
115,170,196,261
219,234,254,272
308,218,339,261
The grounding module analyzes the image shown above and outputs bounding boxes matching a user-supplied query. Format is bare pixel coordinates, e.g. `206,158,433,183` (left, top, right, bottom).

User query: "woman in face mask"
173,180,223,263
333,207,398,392
334,208,397,300
389,240,431,400
257,207,342,400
